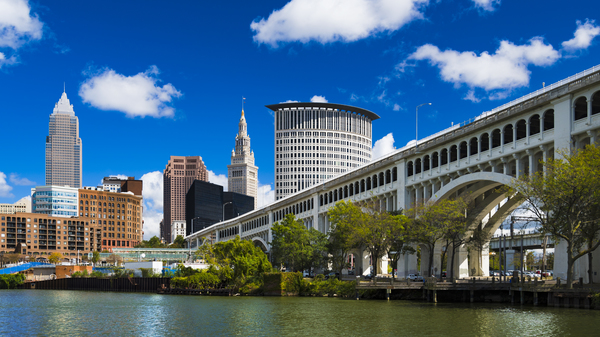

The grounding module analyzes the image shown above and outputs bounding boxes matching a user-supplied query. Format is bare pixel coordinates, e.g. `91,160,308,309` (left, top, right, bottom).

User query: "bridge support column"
505,249,516,271
377,255,388,276
453,245,469,279
466,244,489,277
397,251,418,279
354,250,372,276
421,243,443,278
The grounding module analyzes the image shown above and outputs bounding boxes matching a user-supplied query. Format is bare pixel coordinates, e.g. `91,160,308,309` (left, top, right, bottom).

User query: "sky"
0,0,598,240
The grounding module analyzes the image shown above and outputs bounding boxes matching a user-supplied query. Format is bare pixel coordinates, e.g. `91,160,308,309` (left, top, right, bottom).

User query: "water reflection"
0,291,598,336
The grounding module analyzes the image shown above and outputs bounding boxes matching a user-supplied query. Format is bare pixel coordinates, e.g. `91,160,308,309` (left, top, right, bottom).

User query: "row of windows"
407,110,556,176
319,168,398,206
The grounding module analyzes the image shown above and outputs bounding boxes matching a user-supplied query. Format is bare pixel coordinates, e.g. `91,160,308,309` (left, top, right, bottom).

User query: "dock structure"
355,277,595,308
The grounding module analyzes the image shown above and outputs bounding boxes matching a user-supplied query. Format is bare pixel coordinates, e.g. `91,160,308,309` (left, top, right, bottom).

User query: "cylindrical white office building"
267,102,380,200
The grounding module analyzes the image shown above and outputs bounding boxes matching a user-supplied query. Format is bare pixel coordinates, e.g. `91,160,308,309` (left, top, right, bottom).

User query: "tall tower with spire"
45,90,82,188
228,109,258,208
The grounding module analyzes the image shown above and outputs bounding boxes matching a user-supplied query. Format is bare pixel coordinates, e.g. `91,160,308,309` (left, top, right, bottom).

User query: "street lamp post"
222,202,233,222
415,103,432,152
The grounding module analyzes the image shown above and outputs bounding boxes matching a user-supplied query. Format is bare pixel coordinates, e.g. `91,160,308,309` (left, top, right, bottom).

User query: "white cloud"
8,173,35,186
141,171,163,240
208,170,228,191
257,183,275,208
372,133,396,160
393,104,401,111
0,0,43,49
0,172,14,198
281,100,299,103
408,37,560,95
562,19,600,52
464,90,481,103
310,95,328,103
471,0,500,12
0,52,17,68
0,0,43,69
79,66,182,118
251,0,428,47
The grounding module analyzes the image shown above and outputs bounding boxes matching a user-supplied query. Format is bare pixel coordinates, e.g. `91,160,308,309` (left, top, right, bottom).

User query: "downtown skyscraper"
163,156,208,242
227,110,258,208
45,90,82,188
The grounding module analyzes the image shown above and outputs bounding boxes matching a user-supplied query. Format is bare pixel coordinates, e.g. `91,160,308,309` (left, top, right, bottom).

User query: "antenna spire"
63,82,65,93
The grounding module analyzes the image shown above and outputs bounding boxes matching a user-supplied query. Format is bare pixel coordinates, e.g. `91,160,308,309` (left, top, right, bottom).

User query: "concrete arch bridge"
186,65,600,282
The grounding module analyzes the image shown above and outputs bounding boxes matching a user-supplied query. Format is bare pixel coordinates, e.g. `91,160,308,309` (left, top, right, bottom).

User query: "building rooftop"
266,102,380,121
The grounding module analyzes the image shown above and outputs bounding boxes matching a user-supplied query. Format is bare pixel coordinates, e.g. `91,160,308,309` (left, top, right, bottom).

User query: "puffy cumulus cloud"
0,172,14,198
408,37,560,96
0,0,43,49
79,66,182,118
562,19,600,52
8,173,35,186
310,95,328,103
372,133,396,160
140,171,163,240
393,104,401,111
257,183,275,208
471,0,500,12
251,0,428,47
208,170,228,191
0,0,43,69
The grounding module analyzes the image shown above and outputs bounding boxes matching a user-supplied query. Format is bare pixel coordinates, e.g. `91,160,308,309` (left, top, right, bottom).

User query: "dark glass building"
185,180,254,235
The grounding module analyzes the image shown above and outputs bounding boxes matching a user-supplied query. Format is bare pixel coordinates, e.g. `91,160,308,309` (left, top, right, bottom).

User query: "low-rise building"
0,213,101,257
80,187,143,251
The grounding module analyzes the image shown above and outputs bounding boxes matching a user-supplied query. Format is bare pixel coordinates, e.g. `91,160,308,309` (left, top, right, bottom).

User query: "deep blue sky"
1,0,598,238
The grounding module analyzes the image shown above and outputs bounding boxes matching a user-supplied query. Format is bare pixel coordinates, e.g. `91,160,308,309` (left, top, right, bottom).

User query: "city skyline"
0,0,599,240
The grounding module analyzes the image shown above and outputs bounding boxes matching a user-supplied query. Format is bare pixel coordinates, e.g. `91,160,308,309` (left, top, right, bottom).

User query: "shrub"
591,292,600,309
0,274,26,289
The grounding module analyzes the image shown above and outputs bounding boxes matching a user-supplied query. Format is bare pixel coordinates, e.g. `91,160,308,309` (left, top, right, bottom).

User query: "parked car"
441,271,447,278
325,272,340,280
408,274,423,281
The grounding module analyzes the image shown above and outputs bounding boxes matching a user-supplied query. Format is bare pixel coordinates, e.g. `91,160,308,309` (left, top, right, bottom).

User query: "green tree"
170,235,186,248
439,198,470,279
48,252,63,264
91,251,100,265
385,210,414,279
328,199,406,276
467,224,493,275
509,145,600,288
407,201,446,277
135,236,167,248
327,200,364,275
525,251,536,270
270,214,327,273
208,236,272,289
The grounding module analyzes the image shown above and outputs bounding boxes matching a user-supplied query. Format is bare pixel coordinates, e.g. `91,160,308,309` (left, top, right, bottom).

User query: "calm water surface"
0,290,598,336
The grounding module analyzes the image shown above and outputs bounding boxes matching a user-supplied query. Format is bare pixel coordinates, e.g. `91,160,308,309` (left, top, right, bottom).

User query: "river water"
0,290,598,336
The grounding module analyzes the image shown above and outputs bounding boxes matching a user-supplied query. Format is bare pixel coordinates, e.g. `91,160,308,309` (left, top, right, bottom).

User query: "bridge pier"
396,250,418,279
353,250,372,276
420,243,443,278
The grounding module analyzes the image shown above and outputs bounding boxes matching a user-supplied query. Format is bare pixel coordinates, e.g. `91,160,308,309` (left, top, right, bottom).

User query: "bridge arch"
429,172,514,203
252,237,269,253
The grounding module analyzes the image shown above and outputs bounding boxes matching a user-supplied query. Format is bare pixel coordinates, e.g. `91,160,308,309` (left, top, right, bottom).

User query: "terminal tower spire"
228,109,258,208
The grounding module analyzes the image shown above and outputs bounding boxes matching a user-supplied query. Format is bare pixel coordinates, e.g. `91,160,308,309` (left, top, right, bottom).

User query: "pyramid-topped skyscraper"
45,90,82,188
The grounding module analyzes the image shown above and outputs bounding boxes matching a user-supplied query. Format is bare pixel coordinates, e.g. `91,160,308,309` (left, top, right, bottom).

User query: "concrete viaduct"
186,64,600,283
